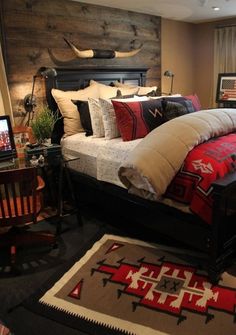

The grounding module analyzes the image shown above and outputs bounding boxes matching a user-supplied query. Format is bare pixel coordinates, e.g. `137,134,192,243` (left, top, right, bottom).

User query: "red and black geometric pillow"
112,96,197,141
112,99,164,141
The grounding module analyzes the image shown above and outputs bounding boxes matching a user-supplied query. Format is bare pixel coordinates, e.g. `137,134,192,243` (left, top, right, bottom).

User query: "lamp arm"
29,75,37,107
24,68,56,126
24,75,37,126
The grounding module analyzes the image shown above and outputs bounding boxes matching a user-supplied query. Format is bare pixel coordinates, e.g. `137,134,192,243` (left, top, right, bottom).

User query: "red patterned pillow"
112,99,164,141
184,94,201,111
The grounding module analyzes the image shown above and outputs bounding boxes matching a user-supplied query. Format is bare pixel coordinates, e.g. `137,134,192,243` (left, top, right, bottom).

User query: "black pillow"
162,96,196,113
71,100,93,136
162,100,189,121
161,96,196,122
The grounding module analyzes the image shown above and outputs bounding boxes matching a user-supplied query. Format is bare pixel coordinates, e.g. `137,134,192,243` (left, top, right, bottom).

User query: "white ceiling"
73,0,236,23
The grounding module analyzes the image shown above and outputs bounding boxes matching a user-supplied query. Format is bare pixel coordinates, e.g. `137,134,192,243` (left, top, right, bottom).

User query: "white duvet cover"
61,133,141,187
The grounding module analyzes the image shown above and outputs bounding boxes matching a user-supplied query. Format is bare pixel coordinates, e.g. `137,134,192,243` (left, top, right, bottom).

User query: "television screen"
0,115,17,162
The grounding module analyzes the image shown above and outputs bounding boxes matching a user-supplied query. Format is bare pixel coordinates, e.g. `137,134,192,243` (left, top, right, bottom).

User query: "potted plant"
31,106,60,146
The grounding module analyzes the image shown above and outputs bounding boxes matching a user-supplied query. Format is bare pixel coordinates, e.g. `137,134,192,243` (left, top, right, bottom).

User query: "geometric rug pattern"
24,234,236,335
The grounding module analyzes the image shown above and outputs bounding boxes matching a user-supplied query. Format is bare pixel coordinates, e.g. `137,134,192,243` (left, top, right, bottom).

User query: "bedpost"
210,172,236,283
208,188,225,283
44,67,58,112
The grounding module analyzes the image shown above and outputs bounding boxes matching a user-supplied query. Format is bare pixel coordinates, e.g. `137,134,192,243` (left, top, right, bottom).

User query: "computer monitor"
0,115,17,163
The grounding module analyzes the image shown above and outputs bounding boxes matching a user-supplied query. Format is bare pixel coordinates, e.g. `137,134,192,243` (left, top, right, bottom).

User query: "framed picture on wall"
216,73,236,103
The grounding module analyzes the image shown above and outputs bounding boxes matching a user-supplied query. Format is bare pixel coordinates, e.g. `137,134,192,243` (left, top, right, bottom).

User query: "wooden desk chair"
0,166,56,269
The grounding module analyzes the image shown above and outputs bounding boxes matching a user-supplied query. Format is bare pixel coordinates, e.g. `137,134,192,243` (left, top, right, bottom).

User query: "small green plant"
31,106,60,144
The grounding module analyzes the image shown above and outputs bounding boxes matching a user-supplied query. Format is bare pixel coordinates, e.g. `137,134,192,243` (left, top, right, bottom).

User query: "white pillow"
118,86,139,96
51,85,99,136
113,81,158,96
90,80,118,99
99,99,120,140
138,86,158,95
149,93,182,99
90,79,138,99
88,98,105,138
113,81,138,89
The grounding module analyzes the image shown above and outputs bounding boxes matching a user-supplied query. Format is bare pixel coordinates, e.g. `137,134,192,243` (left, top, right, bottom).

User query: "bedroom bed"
44,66,236,283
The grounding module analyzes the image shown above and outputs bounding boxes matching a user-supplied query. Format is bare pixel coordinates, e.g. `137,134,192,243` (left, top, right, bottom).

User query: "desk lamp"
164,70,174,95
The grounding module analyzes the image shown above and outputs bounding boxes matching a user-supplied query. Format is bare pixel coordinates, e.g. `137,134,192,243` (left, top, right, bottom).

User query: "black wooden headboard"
44,67,148,143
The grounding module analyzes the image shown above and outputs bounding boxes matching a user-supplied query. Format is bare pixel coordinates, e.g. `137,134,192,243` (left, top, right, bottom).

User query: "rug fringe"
39,300,136,334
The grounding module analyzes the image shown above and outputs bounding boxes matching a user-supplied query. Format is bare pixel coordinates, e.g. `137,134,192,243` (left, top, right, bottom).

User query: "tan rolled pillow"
51,85,100,136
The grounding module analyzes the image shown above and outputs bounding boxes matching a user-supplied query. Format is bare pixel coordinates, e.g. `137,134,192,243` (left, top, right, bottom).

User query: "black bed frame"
44,67,236,283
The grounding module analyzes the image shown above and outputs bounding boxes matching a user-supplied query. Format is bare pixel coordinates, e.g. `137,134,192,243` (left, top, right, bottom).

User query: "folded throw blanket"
118,108,236,200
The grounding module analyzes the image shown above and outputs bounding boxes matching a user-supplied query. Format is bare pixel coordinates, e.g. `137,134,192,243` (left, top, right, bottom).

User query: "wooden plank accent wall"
1,0,161,125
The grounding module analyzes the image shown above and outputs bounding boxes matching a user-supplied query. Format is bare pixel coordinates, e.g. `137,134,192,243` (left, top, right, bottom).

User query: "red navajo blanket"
165,133,236,224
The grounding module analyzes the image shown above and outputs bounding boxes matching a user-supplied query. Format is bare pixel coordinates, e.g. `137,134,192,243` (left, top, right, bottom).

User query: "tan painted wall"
194,18,236,108
161,19,195,97
162,17,236,109
194,23,214,108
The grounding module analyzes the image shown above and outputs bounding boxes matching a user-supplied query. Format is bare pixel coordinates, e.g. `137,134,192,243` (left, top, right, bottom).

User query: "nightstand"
25,144,62,211
25,145,82,233
24,144,61,165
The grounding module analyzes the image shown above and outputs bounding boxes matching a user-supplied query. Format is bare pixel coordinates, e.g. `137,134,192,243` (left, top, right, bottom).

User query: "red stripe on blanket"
165,133,236,224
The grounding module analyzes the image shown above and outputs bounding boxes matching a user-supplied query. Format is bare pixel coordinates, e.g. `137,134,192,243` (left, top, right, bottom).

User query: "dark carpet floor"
1,206,162,335
0,208,121,335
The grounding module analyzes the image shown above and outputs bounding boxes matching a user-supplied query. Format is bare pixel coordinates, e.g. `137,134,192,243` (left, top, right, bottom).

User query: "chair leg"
10,245,21,275
10,245,16,266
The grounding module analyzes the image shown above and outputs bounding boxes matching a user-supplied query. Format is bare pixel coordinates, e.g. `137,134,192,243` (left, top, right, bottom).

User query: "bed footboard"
68,168,236,283
208,171,236,282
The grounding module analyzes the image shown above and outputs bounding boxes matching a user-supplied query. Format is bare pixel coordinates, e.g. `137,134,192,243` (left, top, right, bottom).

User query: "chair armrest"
37,175,45,191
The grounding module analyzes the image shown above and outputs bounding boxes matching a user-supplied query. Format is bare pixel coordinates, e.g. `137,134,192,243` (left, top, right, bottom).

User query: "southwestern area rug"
24,234,236,335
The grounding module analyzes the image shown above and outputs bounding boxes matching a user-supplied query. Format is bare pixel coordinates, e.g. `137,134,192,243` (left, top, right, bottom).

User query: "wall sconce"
24,67,56,126
164,70,174,95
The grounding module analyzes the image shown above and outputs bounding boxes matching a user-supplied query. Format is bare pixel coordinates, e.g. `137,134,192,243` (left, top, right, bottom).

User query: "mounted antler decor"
64,38,142,59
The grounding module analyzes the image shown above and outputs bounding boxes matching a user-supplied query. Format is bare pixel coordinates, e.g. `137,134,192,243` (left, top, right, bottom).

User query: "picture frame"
216,72,236,104
13,126,34,159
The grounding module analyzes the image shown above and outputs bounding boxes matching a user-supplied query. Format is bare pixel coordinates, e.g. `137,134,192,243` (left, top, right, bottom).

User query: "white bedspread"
61,133,141,187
